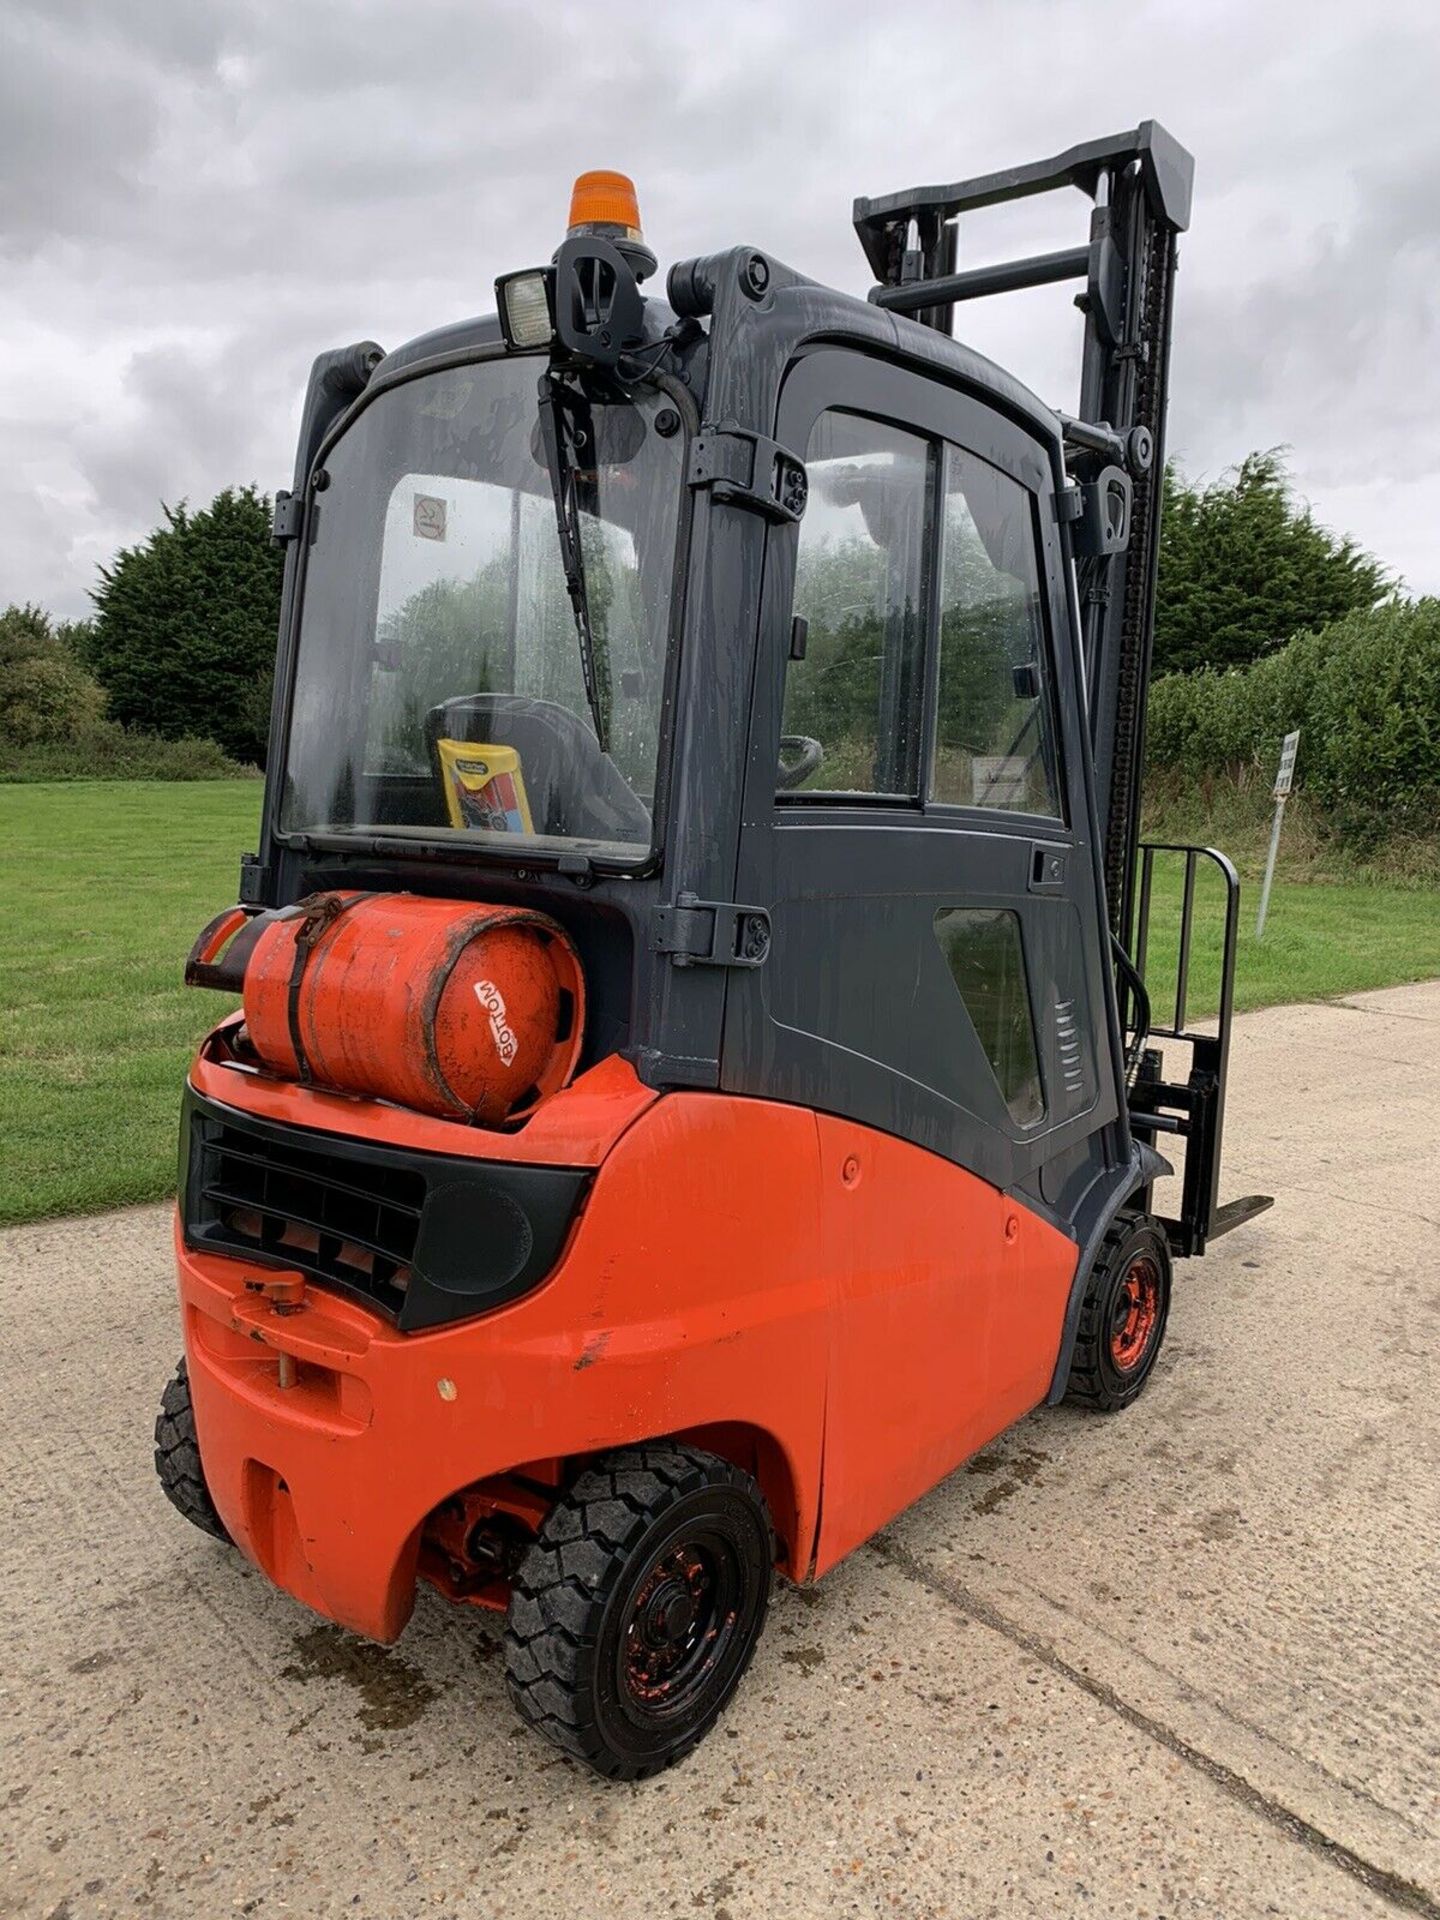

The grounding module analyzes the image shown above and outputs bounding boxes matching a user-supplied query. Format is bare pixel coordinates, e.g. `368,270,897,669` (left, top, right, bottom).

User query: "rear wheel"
1065,1215,1172,1412
505,1445,772,1779
153,1358,231,1543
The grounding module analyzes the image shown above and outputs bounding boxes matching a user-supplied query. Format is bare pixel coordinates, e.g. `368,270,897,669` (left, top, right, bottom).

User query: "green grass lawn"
2,782,259,1226
2,780,1437,1228
1136,849,1440,1027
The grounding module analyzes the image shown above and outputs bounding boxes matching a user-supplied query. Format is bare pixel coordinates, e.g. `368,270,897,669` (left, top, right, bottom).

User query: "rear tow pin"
242,1274,307,1388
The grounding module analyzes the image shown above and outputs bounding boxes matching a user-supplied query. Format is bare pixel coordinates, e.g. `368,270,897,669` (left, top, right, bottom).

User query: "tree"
785,514,1034,792
0,603,106,746
87,487,283,765
368,560,511,772
1155,450,1392,675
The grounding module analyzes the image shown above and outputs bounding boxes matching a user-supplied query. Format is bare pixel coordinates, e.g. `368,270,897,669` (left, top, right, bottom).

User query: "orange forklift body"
179,1045,1075,1641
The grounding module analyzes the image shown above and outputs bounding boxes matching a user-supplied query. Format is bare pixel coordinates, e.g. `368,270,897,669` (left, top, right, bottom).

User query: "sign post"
1255,729,1300,941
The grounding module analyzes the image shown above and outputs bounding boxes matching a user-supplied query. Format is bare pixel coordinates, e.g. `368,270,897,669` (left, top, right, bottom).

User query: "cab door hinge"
237,851,272,906
270,490,304,546
652,893,772,969
688,426,808,523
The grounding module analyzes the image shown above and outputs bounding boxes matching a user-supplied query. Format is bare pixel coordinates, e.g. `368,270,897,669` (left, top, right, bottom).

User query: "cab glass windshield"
279,355,685,862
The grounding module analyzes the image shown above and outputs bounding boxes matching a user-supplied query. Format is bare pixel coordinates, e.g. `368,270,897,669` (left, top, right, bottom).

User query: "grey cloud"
0,0,231,256
74,340,283,527
3,0,1439,615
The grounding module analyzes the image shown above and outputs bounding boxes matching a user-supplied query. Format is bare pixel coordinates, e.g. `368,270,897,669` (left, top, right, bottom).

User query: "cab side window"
932,449,1061,817
778,412,935,798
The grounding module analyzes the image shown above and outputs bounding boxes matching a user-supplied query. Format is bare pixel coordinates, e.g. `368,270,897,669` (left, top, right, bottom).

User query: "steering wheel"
777,735,824,790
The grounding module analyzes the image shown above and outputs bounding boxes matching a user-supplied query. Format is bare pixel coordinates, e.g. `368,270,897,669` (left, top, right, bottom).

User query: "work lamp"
496,267,556,349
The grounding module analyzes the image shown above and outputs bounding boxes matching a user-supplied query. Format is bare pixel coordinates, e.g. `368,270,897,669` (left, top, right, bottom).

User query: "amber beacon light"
566,169,656,282
567,170,644,242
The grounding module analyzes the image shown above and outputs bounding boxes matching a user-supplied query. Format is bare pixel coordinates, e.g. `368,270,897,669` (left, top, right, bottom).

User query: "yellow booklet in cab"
435,739,535,834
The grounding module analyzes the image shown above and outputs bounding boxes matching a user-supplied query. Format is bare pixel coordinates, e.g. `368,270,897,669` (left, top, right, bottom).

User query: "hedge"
1146,598,1440,845
1,720,258,782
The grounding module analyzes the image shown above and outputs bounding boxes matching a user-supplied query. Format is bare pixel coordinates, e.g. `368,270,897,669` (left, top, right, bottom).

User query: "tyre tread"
1064,1213,1172,1414
504,1443,770,1780
153,1359,231,1543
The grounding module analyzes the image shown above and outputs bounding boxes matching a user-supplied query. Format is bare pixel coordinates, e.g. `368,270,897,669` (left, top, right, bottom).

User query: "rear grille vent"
182,1087,591,1332
189,1106,423,1318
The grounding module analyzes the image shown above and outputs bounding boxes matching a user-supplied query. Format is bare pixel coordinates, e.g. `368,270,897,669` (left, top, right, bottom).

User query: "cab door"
720,349,1115,1562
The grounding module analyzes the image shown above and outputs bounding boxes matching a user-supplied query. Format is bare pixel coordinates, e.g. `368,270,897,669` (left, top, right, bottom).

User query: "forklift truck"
155,129,1269,1778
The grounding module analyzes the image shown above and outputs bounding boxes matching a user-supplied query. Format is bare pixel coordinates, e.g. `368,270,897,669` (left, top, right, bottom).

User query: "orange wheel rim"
1110,1254,1161,1371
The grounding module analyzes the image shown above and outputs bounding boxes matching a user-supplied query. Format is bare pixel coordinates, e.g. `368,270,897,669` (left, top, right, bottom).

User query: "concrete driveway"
3,984,1437,1920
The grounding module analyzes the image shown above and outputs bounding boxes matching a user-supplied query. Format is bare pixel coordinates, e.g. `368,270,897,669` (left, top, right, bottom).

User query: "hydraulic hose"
1111,933,1151,1087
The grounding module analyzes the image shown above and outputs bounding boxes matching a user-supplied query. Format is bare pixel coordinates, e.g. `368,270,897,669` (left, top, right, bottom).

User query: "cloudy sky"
4,0,1438,619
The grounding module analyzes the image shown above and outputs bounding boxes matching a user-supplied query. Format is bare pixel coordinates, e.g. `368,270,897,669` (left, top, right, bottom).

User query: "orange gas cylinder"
239,893,585,1124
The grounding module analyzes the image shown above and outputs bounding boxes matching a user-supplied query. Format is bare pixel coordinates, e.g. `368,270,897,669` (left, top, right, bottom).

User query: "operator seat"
425,694,652,847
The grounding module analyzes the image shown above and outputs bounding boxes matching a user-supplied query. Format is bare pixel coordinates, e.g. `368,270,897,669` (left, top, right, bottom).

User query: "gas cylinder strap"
285,892,377,1085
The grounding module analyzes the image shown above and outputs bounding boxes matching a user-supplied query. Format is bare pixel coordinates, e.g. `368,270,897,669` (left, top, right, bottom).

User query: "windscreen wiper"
537,371,610,751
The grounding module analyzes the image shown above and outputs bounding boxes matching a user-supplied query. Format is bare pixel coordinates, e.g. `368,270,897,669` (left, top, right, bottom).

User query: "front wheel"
1064,1214,1172,1412
505,1445,773,1779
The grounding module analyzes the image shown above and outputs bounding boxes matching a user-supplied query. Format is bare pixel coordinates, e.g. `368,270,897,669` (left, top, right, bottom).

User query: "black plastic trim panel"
181,1086,590,1333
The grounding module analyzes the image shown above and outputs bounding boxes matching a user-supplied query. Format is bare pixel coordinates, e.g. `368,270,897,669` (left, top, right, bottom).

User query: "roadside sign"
1273,728,1300,799
1257,729,1300,940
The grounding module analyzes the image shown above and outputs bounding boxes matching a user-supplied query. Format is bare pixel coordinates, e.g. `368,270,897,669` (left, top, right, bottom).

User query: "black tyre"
505,1444,773,1779
153,1358,231,1544
1065,1214,1172,1413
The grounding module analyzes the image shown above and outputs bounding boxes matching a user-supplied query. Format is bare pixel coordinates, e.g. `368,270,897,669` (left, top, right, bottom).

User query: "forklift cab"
266,144,1169,1268
162,134,1269,1780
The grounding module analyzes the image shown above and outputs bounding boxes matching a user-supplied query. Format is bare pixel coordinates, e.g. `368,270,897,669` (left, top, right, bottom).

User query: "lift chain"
1104,224,1174,936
